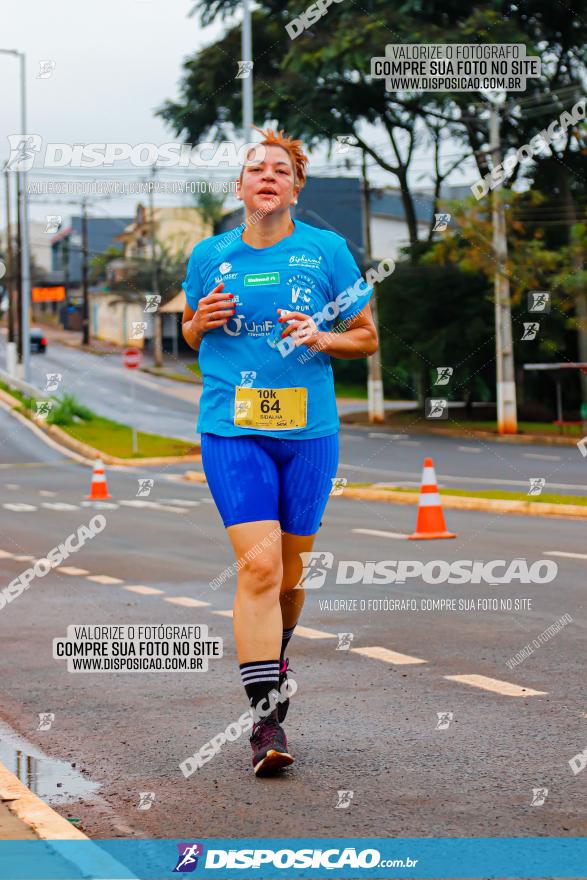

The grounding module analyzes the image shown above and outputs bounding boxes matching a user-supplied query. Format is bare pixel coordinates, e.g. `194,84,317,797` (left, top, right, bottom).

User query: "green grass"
185,362,202,378
370,485,587,506
0,381,196,458
59,416,196,458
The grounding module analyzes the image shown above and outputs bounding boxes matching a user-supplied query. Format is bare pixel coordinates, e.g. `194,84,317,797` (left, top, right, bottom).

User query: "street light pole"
0,48,31,382
490,103,518,434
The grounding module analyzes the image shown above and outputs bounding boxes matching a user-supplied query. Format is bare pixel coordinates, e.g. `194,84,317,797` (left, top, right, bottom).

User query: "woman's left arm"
279,304,379,359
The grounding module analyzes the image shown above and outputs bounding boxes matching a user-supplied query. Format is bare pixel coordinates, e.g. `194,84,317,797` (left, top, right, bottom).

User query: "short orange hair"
247,125,309,188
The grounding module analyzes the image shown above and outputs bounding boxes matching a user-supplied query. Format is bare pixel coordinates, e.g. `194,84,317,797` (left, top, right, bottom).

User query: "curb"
0,388,201,467
0,759,87,840
340,417,583,447
183,470,587,519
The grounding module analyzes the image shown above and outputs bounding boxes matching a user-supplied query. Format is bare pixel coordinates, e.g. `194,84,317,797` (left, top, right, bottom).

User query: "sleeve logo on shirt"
244,272,280,286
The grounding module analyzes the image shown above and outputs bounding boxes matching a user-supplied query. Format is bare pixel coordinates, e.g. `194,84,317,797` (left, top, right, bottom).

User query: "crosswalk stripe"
351,645,427,665
444,674,547,696
164,597,211,608
124,586,165,596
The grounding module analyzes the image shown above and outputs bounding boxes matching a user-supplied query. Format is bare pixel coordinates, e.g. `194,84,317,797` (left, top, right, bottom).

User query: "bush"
47,394,94,426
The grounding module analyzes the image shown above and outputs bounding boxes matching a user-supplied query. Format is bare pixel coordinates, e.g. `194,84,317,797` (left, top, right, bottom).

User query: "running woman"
181,127,378,776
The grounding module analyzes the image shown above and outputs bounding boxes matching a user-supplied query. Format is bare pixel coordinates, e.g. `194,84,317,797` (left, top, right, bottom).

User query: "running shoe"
278,657,292,722
250,714,294,777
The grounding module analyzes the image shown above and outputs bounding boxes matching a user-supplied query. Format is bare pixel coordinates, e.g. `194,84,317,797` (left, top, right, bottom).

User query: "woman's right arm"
181,281,235,352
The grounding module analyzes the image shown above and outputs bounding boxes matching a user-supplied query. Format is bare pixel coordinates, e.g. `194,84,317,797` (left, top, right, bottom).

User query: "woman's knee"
238,555,283,597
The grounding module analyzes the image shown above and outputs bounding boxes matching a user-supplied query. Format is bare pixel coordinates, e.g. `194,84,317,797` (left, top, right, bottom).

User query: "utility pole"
490,103,517,433
361,152,384,424
149,167,163,367
241,0,253,142
15,171,23,367
81,198,90,346
3,167,16,375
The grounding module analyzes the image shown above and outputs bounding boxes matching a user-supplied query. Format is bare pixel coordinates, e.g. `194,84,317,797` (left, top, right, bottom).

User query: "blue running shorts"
200,432,340,536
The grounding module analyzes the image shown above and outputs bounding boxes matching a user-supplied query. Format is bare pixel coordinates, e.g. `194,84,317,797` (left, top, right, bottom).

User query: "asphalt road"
0,406,585,840
2,334,586,496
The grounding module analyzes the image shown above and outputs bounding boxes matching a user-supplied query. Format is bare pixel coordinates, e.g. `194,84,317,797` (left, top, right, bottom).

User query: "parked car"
30,328,47,353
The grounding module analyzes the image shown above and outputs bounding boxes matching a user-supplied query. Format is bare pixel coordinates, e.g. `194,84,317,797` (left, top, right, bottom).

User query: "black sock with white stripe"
239,660,280,711
281,625,296,661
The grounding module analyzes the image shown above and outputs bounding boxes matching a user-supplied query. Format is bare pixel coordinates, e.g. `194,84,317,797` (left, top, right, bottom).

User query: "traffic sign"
123,347,141,369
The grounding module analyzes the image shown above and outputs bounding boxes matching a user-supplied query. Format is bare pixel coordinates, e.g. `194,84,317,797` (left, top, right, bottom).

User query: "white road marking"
523,452,561,461
351,645,427,665
164,597,210,608
444,674,547,696
80,501,119,509
212,609,233,618
544,550,587,561
39,490,57,496
125,585,165,595
41,502,80,511
5,483,20,489
398,440,421,446
118,500,189,514
86,574,125,585
3,503,36,512
0,550,14,558
295,625,337,640
57,566,90,576
158,498,201,507
458,446,482,453
353,527,409,540
13,555,34,561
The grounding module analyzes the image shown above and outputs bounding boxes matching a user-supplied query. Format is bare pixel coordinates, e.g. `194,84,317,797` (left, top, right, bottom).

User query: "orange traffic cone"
86,458,112,499
408,457,456,540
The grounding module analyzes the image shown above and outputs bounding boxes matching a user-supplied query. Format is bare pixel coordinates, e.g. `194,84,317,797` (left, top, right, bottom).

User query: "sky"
0,0,477,233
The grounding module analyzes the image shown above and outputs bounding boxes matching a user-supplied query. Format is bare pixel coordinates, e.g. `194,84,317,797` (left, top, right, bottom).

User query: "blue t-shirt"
181,219,373,439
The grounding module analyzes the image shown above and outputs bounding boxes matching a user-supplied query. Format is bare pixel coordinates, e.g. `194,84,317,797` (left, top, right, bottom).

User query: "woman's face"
237,144,299,215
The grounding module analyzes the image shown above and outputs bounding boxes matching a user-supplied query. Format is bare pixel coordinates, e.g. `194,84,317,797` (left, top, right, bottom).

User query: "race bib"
234,386,307,430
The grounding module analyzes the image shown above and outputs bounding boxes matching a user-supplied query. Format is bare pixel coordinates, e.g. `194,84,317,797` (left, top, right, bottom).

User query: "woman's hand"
278,309,323,349
192,282,236,335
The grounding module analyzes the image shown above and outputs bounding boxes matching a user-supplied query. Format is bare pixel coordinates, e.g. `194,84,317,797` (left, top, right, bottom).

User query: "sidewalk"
0,759,87,841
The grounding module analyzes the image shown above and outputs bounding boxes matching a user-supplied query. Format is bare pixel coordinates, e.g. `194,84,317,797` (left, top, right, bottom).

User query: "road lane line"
444,674,547,696
353,528,409,540
57,566,90,576
544,550,587,560
212,609,233,618
118,500,189,514
39,490,57,496
86,575,125,585
3,503,36,512
42,502,80,511
124,585,165,595
523,453,561,461
295,625,337,639
458,446,482,453
164,597,211,608
351,645,427,665
0,550,14,558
